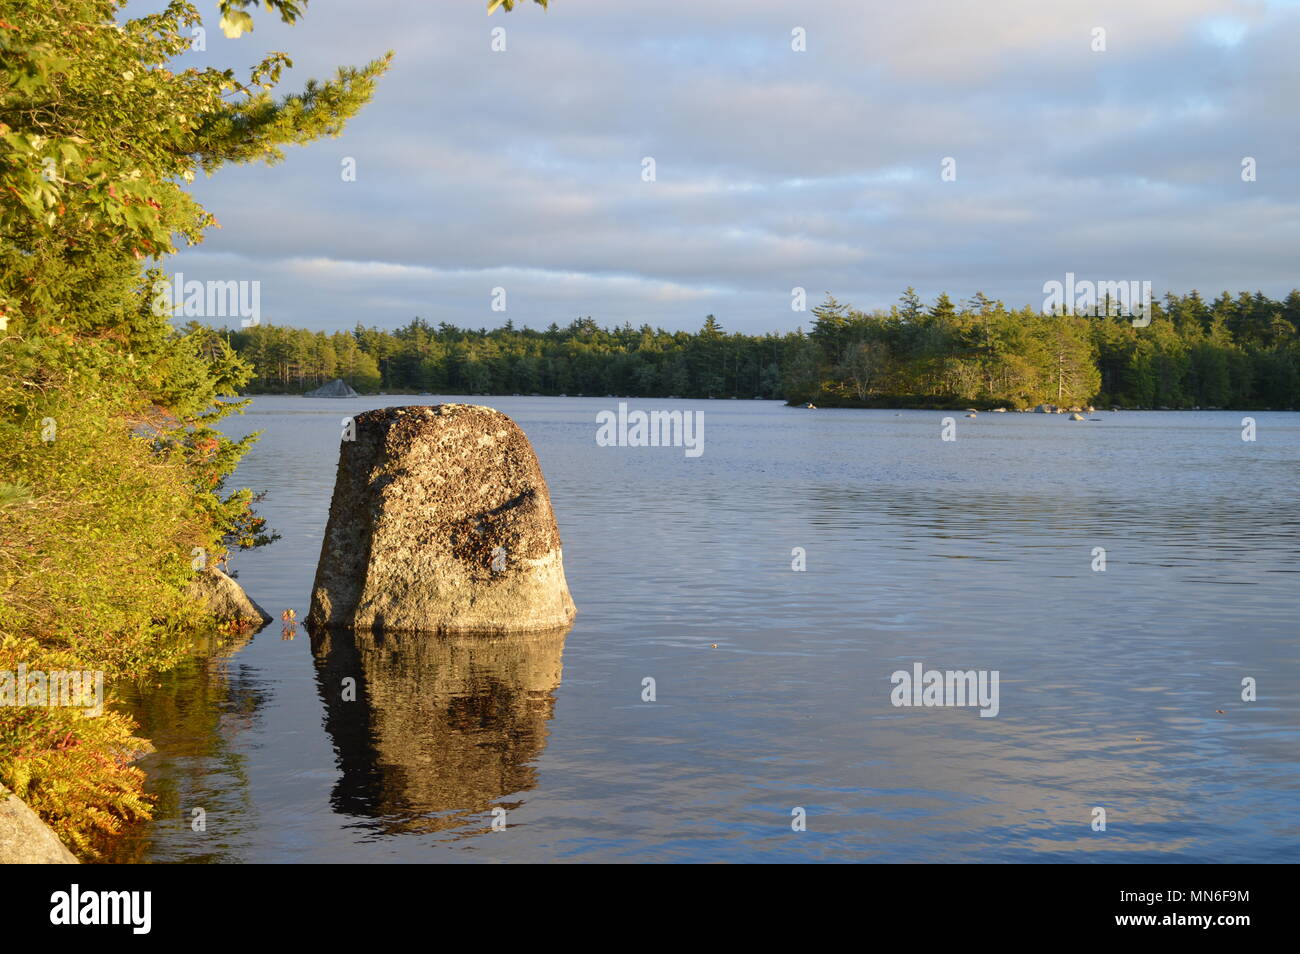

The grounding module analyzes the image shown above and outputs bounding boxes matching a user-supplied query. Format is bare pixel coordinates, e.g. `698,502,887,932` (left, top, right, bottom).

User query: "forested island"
227,287,1300,410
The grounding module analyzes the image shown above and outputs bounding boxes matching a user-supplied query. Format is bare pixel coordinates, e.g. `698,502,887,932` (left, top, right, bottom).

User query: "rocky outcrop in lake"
304,378,360,398
308,404,576,634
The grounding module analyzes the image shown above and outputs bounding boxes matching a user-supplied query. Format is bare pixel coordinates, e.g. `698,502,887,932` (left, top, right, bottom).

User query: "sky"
138,0,1300,335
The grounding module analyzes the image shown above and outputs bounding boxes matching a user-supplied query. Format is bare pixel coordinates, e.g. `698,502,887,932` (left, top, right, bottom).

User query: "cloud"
139,0,1300,332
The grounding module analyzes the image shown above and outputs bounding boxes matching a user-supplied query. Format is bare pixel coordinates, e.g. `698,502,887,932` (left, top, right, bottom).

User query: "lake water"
109,397,1300,863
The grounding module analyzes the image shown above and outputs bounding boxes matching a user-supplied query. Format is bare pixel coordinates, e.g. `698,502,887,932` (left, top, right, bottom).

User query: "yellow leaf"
219,11,253,39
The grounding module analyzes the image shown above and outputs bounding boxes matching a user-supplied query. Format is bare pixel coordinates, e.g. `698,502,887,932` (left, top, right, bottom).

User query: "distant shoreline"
237,392,1294,412
236,395,1289,413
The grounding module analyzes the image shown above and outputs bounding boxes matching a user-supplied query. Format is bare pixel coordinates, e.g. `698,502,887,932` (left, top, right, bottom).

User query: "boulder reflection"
310,625,569,836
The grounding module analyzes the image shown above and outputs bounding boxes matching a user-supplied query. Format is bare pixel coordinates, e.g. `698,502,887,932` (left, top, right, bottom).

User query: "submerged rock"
187,566,272,626
0,784,77,863
308,404,576,634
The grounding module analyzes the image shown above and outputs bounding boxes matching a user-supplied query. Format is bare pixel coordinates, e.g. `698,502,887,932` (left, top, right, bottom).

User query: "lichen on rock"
308,404,576,634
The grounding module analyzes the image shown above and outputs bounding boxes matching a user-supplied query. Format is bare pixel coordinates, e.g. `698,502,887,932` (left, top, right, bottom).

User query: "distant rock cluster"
304,378,360,398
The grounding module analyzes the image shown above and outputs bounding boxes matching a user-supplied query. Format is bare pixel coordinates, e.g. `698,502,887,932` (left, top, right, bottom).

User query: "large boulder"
0,784,78,863
186,566,272,626
308,404,576,634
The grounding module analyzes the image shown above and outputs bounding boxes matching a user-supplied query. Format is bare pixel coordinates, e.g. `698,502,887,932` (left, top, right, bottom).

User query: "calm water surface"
110,398,1300,862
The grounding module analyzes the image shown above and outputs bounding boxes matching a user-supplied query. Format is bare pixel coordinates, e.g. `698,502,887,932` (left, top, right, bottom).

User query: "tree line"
226,287,1300,409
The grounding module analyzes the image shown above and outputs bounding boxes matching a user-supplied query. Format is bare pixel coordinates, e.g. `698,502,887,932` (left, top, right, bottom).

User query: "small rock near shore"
0,784,78,864
186,566,272,626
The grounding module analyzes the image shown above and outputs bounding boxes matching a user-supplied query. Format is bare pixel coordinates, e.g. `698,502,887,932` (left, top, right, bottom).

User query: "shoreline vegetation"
222,286,1300,412
0,0,388,860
